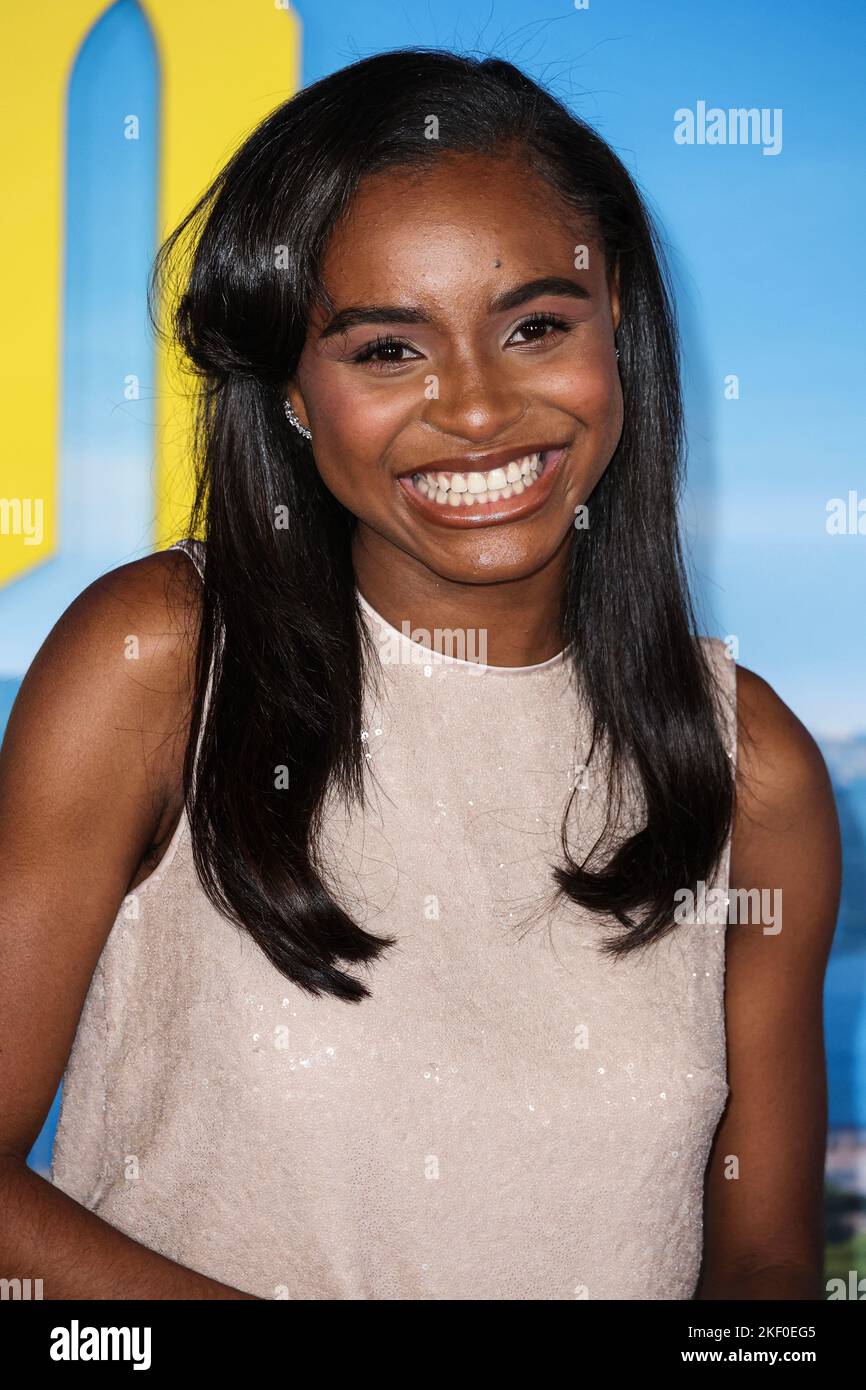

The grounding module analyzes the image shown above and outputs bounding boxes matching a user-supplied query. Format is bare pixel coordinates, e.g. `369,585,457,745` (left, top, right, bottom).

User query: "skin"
0,152,841,1299
696,673,841,1300
288,152,623,668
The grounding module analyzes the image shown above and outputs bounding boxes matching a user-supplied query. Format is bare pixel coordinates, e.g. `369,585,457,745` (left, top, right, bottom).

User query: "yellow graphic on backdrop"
0,0,300,585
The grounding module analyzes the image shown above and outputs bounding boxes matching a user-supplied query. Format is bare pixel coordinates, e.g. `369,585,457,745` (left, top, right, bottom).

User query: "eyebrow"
316,275,591,341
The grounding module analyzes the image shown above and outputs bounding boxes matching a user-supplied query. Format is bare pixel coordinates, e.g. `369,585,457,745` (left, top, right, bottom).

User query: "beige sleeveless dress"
50,538,737,1300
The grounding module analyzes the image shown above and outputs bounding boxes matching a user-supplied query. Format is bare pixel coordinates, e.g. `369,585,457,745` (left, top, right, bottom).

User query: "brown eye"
507,312,571,346
352,334,421,368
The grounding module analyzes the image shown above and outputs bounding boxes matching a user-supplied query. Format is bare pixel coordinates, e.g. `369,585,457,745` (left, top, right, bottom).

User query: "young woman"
0,49,840,1300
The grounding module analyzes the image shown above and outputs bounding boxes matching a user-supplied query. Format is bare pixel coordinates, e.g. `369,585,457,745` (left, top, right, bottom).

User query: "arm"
695,664,841,1300
0,551,259,1299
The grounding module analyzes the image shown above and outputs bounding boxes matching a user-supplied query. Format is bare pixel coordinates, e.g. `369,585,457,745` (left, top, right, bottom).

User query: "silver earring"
283,399,312,441
615,347,620,361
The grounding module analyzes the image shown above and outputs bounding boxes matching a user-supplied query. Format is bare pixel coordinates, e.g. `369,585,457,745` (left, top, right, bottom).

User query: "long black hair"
148,47,735,1003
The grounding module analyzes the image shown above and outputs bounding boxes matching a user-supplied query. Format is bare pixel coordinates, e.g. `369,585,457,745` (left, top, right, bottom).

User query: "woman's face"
288,150,622,588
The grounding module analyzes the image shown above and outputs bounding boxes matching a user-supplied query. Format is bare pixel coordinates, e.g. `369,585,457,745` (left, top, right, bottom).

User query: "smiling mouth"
396,446,567,527
409,450,547,506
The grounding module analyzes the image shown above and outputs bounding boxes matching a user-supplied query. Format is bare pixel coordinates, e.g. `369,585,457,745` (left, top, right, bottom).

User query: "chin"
409,529,571,587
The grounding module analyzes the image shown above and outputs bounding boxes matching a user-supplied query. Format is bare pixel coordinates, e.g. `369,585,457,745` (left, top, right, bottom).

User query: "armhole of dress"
127,541,213,899
717,637,738,774
711,636,738,894
171,536,205,579
699,638,737,1107
169,538,216,798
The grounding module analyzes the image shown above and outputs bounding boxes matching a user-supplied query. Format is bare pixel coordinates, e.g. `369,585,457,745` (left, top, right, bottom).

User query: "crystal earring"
283,399,312,441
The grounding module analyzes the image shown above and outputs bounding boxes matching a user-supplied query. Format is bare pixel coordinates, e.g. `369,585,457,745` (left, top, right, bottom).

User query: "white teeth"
410,451,545,505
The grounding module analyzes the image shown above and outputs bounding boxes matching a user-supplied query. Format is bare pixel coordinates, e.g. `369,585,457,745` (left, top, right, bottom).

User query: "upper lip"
395,442,566,479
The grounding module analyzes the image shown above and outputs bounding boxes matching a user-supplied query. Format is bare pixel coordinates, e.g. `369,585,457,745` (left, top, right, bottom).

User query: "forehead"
316,151,600,307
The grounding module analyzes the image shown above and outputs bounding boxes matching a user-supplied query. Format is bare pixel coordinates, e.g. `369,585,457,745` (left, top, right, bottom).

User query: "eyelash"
350,311,573,369
509,310,572,344
350,334,408,367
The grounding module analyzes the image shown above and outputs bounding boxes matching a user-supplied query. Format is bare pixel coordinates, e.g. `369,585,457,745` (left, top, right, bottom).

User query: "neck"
351,527,571,669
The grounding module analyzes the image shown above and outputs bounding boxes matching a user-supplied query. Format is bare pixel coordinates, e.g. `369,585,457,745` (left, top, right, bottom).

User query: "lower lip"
397,448,566,529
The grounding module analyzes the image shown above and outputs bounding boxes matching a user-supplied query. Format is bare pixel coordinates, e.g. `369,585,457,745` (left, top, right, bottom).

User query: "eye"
507,311,572,348
351,334,423,371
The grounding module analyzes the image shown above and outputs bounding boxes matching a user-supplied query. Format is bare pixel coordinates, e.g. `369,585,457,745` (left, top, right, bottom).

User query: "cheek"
546,356,623,444
300,369,406,508
305,369,406,451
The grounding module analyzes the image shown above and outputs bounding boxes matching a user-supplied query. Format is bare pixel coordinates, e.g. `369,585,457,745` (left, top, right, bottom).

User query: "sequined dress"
50,538,738,1300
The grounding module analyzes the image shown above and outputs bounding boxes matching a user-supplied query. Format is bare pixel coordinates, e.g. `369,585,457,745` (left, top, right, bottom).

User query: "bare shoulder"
43,546,201,670
733,664,835,825
1,547,204,850
730,664,841,955
14,547,202,724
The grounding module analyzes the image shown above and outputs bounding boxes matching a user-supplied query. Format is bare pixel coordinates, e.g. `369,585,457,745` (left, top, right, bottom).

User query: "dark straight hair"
148,47,735,1003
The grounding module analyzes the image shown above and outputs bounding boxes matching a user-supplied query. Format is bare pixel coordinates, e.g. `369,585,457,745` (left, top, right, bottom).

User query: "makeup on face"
294,153,622,595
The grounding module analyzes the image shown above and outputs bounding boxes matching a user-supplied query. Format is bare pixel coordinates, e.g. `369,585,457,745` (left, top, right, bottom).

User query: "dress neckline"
356,587,571,676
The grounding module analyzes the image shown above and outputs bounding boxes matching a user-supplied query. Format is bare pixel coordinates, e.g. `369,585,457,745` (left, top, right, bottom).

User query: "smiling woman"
0,48,840,1303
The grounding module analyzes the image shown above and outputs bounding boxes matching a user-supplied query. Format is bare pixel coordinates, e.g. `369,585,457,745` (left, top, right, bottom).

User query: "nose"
420,352,526,445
